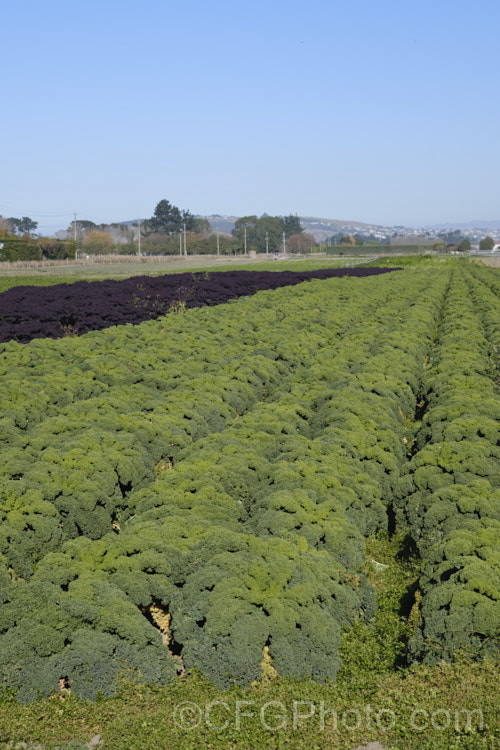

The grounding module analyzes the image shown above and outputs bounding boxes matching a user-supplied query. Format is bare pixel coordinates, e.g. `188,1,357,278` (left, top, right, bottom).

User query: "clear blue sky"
2,0,499,234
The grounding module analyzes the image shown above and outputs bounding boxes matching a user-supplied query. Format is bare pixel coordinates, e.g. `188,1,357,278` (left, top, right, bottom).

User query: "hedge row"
0,237,75,263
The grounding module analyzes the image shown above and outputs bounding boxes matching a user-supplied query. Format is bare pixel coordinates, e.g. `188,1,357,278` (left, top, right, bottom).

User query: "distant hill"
203,216,500,242
200,216,239,235
425,220,500,231
50,214,500,243
203,215,381,242
299,216,374,241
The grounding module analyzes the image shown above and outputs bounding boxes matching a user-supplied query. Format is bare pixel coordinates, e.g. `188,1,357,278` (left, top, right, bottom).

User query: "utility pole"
183,223,187,256
265,231,269,256
216,227,220,256
244,227,247,256
282,231,286,256
137,218,141,256
179,230,182,256
73,212,78,260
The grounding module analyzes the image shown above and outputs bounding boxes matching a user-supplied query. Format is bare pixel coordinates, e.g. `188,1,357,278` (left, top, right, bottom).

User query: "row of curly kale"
395,266,500,663
0,276,403,583
0,270,450,701
469,262,500,379
470,260,500,300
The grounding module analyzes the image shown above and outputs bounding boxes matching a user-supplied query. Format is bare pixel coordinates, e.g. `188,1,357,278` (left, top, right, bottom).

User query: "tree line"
139,200,313,256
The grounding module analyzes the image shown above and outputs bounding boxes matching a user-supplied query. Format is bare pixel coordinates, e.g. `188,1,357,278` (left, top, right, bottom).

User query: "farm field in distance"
0,255,352,289
0,257,498,750
0,266,397,343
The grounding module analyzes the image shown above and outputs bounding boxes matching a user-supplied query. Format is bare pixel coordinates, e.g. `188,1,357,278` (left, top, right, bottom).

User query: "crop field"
0,255,351,288
0,259,499,749
0,267,396,343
